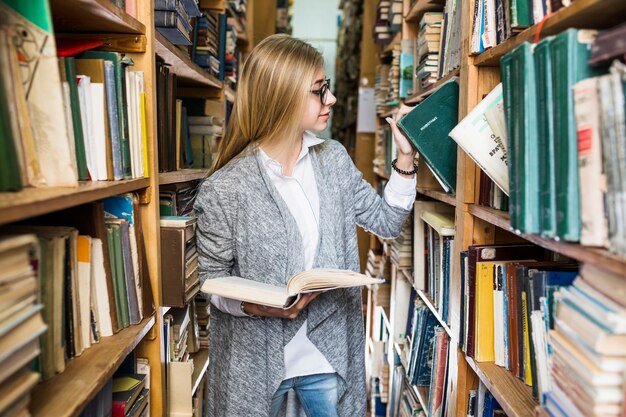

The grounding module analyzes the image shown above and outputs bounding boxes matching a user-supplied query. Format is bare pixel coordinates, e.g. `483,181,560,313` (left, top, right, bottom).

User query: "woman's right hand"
242,291,323,319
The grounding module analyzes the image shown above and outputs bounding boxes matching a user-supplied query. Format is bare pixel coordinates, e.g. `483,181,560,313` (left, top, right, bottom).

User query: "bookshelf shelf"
405,69,460,105
50,0,145,34
404,0,446,23
465,356,537,417
468,204,626,277
416,186,456,207
0,178,150,227
158,169,209,185
154,32,223,88
473,0,626,66
30,315,156,417
190,348,210,395
225,86,236,103
416,290,454,339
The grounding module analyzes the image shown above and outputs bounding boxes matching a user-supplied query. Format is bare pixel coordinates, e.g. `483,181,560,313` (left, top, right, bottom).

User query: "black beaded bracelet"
391,158,417,175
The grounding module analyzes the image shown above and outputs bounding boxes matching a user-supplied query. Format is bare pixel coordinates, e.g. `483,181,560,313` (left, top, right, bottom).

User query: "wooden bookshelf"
30,316,155,417
404,0,446,23
473,0,626,66
0,179,150,227
50,0,145,34
468,204,626,277
465,357,537,417
405,69,460,105
190,349,210,395
154,31,223,88
416,186,456,207
159,169,210,185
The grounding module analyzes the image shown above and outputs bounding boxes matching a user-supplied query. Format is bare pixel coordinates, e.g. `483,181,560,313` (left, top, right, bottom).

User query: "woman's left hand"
386,105,417,176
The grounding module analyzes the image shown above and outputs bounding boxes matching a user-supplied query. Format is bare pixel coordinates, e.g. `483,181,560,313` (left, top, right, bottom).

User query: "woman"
194,34,417,417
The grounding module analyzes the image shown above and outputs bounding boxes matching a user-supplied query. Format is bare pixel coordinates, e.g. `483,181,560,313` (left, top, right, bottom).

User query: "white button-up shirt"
210,131,416,380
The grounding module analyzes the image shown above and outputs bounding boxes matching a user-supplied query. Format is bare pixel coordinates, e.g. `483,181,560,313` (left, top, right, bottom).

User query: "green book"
550,29,598,242
397,79,459,194
510,0,531,29
534,37,556,238
107,222,130,328
63,57,89,181
80,51,133,179
501,42,541,234
0,59,23,191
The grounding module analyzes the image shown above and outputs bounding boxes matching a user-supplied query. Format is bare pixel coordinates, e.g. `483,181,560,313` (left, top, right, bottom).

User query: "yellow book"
522,291,533,386
474,262,495,362
140,92,149,177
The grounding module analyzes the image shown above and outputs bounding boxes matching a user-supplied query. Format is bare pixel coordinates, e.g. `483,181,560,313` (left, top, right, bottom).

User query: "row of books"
470,0,571,54
373,0,403,45
451,25,626,253
193,10,226,79
0,2,149,192
412,13,443,95
154,0,201,46
375,64,392,114
4,194,152,379
156,62,225,172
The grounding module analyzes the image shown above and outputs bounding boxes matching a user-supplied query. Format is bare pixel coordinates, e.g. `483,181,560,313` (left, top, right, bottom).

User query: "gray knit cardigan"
194,138,410,417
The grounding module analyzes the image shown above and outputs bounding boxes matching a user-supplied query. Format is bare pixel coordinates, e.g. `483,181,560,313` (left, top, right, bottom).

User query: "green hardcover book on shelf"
510,0,531,28
534,37,557,238
501,42,541,234
62,57,89,181
397,79,459,194
550,29,598,242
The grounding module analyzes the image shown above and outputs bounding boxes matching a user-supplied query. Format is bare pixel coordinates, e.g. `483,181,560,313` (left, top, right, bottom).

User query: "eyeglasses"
310,78,331,105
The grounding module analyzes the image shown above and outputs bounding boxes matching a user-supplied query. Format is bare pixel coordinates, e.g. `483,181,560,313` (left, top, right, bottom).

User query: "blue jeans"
270,373,339,417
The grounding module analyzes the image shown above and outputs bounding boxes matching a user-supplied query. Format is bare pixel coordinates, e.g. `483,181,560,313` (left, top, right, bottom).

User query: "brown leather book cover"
160,227,198,307
132,194,155,318
589,22,626,66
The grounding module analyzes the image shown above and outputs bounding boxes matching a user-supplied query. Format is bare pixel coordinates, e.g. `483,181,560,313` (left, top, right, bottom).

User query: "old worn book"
201,269,384,308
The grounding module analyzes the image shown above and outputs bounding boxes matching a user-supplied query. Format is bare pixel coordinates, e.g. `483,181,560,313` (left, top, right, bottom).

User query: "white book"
573,77,609,247
131,71,146,178
77,236,92,351
201,269,384,309
91,239,113,337
450,83,509,195
493,263,504,367
89,83,108,181
126,71,139,178
77,76,95,180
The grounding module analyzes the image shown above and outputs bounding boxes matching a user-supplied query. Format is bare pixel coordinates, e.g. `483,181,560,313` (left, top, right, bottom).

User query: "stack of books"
366,249,384,278
387,43,401,106
193,11,225,79
160,181,202,217
154,0,201,46
225,18,240,89
375,64,391,114
544,264,626,416
388,0,403,33
189,114,225,169
165,306,191,363
414,13,443,93
160,216,200,307
0,235,46,416
391,221,413,270
111,373,150,417
374,0,392,45
194,293,211,350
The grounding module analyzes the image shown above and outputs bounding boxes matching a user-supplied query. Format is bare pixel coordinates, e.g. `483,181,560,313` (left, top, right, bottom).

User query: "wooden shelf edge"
416,186,456,207
50,0,145,35
473,0,626,66
465,356,537,417
190,348,210,395
405,69,460,105
154,32,223,89
416,290,454,339
410,383,431,414
158,169,210,185
467,204,626,276
404,0,446,23
30,315,156,417
0,178,151,227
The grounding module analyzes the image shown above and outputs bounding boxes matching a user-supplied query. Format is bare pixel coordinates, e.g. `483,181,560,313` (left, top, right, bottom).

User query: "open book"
200,269,384,308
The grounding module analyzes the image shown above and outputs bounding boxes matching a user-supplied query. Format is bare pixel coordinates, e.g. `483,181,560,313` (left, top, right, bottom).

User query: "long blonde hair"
212,34,325,173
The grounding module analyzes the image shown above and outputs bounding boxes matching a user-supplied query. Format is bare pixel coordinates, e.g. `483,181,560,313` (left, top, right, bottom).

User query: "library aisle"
0,0,625,417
